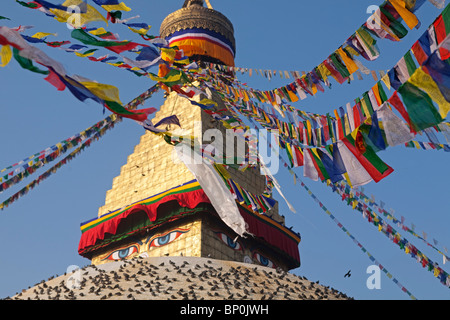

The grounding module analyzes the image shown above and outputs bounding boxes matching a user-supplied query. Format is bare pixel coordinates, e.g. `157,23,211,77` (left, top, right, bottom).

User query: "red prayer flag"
411,40,428,65
106,42,140,54
44,69,66,91
433,15,450,60
388,91,417,134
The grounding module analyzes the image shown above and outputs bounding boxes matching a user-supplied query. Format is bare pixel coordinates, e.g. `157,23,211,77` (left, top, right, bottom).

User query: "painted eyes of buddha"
215,232,243,251
102,244,140,261
146,228,189,248
253,252,276,268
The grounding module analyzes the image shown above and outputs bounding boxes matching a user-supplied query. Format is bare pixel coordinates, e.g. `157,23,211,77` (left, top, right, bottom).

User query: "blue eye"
156,234,170,245
117,249,130,259
215,232,242,251
254,252,276,268
103,245,139,261
227,237,238,248
148,229,189,248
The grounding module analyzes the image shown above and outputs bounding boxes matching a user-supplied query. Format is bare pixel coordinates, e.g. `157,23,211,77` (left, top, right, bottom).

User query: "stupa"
77,0,301,273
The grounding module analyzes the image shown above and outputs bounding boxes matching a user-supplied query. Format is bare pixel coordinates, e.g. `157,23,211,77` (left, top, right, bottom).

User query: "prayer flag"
397,81,444,132
341,134,394,183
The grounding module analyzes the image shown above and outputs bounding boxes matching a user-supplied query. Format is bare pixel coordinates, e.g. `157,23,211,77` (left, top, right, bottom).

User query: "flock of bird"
6,256,352,300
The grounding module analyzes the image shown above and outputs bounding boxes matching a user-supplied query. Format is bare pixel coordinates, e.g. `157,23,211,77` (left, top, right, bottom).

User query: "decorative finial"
182,0,204,8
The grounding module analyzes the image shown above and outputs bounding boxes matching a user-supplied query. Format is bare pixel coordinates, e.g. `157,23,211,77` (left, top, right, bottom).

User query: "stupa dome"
160,0,236,66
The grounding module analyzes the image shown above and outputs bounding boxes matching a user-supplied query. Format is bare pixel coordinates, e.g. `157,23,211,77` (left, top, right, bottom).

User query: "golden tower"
77,0,301,271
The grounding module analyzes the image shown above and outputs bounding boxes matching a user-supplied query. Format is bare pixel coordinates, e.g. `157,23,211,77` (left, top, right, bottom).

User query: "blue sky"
0,0,449,300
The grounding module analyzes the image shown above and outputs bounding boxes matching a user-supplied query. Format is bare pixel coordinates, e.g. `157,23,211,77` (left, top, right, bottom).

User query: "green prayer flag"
379,5,409,39
377,82,388,104
12,48,49,75
404,51,417,76
330,52,350,78
442,2,450,34
397,81,444,132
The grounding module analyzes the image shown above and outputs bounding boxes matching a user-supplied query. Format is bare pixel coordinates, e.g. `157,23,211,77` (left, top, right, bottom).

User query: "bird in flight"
344,270,351,278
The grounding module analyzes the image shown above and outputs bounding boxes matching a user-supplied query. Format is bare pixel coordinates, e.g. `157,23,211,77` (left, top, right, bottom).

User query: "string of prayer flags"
340,181,450,262
201,37,450,188
26,0,109,28
0,120,115,211
18,29,154,77
247,117,417,299
71,28,142,54
202,0,428,103
329,181,450,289
1,84,161,180
91,0,131,13
16,0,156,41
404,140,450,151
258,115,448,293
0,83,161,207
208,62,388,84
0,26,153,121
0,115,117,192
308,179,418,299
207,5,450,155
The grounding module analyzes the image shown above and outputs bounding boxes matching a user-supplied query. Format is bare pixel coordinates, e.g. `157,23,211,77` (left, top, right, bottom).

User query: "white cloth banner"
377,103,414,146
175,144,248,237
336,141,373,187
303,149,319,181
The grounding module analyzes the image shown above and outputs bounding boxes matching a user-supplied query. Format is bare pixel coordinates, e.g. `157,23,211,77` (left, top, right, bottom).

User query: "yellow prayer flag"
242,89,250,102
75,51,96,57
434,267,440,277
381,74,391,90
408,67,450,119
311,148,321,160
87,27,109,36
360,98,371,120
148,71,183,84
102,2,131,12
214,164,231,179
80,81,122,104
128,25,151,35
317,63,331,83
306,120,312,139
345,45,360,57
286,88,299,103
412,140,421,149
50,0,107,28
32,32,57,39
161,48,177,63
372,84,382,106
388,0,419,29
0,45,12,67
337,47,359,74
311,83,318,95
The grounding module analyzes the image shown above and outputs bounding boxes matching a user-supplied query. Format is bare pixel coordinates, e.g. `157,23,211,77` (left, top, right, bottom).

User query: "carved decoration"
160,5,236,51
